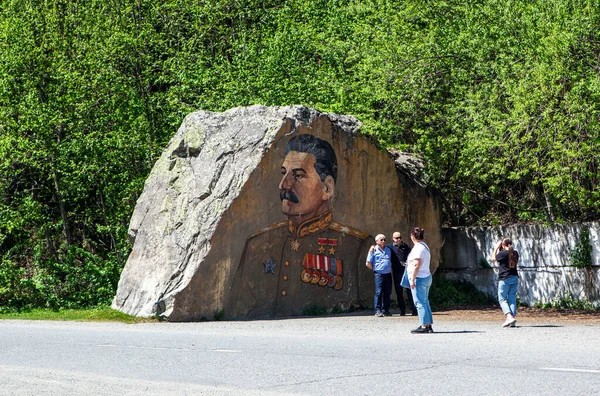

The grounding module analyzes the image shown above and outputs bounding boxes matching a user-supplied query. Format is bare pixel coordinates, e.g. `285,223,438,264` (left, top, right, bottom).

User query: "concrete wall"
439,222,600,306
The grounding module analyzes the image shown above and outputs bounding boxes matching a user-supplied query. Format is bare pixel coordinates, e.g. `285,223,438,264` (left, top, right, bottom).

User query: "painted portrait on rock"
228,134,373,318
112,106,441,322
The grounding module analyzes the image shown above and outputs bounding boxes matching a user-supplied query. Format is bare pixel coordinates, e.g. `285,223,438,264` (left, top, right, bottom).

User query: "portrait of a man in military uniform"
227,134,373,318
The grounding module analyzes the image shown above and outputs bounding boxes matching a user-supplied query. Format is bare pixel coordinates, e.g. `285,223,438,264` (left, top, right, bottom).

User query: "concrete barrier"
439,222,600,306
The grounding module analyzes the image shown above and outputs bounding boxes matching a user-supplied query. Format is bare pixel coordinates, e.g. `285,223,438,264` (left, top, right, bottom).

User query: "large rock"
112,105,442,320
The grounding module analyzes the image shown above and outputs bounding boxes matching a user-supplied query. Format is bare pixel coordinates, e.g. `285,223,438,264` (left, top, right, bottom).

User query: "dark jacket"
387,241,411,270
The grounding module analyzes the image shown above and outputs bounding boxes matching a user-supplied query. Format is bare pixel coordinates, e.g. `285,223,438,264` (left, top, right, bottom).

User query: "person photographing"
493,238,520,327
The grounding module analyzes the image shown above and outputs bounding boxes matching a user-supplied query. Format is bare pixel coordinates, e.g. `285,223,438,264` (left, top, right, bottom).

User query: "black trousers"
391,263,416,313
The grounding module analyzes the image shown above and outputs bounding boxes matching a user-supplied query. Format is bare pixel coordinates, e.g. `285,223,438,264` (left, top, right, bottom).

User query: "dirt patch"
435,306,600,323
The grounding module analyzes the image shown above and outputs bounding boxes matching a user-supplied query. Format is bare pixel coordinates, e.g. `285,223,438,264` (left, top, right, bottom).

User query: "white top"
407,242,431,278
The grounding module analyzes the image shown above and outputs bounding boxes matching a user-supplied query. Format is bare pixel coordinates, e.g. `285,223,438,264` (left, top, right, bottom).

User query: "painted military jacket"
227,210,373,318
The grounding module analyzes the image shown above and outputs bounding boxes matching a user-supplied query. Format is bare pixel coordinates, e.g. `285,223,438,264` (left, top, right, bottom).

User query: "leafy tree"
1,0,600,310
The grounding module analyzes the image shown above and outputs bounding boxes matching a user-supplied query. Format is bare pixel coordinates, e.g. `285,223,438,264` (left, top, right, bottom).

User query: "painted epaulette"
329,221,370,240
247,221,288,239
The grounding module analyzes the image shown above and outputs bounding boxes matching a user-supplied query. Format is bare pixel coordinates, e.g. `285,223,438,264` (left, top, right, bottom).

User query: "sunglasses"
393,237,401,239
379,238,386,241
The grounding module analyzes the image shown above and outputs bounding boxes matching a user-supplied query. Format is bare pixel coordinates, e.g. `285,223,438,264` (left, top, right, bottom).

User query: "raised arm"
492,240,503,262
366,246,376,270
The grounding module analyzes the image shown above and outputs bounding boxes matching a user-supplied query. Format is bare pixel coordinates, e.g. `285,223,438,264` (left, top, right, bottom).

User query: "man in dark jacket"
388,232,417,316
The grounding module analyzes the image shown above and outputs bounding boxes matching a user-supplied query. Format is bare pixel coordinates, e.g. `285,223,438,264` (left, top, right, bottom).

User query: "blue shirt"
367,246,392,274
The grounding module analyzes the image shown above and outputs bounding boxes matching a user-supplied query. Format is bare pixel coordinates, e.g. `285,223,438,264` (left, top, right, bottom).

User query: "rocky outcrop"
112,105,442,320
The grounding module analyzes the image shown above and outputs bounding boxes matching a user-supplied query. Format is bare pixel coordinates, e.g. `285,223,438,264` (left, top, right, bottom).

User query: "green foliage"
330,305,346,315
213,309,225,321
570,227,593,268
2,0,600,310
430,274,496,310
478,258,491,269
302,304,328,316
533,293,598,311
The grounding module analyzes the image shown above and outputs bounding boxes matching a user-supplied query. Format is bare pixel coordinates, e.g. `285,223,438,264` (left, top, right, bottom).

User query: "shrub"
533,294,598,311
430,274,496,310
570,227,592,269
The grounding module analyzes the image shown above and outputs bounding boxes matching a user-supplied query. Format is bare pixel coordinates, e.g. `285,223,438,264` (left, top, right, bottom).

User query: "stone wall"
439,223,600,306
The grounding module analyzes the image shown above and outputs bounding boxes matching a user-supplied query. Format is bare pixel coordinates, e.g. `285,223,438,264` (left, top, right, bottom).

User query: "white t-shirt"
407,242,431,278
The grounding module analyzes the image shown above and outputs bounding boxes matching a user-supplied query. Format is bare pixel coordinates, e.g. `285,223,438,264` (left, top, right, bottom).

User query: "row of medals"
290,237,343,290
300,241,343,291
301,268,343,290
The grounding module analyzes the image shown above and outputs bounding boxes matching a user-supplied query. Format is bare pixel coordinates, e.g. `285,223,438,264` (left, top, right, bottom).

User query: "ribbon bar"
302,253,343,275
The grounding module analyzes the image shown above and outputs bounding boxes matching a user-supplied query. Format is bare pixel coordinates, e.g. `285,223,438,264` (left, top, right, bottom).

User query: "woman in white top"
406,227,433,334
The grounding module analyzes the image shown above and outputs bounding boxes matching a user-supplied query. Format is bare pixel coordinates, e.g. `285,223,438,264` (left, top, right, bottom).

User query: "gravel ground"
436,306,600,323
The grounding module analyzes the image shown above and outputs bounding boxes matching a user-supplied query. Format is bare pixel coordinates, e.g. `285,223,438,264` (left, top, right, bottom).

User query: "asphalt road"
1,312,599,395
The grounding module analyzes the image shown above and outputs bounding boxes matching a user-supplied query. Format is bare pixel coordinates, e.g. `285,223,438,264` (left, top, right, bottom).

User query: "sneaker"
383,311,393,316
375,311,384,317
510,320,517,328
503,317,516,327
411,325,432,334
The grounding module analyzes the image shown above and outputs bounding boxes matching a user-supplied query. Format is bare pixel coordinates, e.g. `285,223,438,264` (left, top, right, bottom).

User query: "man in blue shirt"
366,234,393,317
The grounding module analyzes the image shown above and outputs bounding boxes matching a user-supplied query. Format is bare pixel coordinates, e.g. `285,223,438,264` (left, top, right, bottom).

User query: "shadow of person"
518,324,563,328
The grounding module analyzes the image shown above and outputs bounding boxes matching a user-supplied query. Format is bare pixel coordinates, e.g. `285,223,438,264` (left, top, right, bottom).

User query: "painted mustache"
280,190,300,203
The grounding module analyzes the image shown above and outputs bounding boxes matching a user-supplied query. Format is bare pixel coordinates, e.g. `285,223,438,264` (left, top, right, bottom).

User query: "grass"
0,306,156,323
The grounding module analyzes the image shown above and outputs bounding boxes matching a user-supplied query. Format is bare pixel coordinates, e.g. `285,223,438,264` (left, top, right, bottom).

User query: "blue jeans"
410,275,433,325
374,272,392,312
498,275,519,317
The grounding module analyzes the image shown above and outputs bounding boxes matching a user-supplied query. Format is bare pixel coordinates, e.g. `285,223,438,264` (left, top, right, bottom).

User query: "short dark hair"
411,227,425,240
284,134,337,183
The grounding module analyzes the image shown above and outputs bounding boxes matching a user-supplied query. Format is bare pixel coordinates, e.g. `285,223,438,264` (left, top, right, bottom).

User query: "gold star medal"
317,238,327,254
328,239,338,256
290,239,301,252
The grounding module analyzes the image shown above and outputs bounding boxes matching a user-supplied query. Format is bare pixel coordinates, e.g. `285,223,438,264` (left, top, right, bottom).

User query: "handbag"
400,270,411,288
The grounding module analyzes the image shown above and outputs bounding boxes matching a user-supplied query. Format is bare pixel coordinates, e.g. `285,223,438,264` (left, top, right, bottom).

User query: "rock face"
112,105,442,320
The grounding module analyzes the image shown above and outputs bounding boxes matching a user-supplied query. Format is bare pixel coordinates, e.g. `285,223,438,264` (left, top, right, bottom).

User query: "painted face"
279,151,331,219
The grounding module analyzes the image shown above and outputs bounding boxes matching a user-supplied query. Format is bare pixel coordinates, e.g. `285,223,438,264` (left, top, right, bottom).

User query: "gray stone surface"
439,222,600,305
2,317,600,395
113,106,295,318
113,105,442,320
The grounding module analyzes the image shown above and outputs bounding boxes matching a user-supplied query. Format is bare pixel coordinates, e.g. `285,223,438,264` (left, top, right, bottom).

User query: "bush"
430,274,496,310
570,227,593,269
302,304,328,316
533,294,598,311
